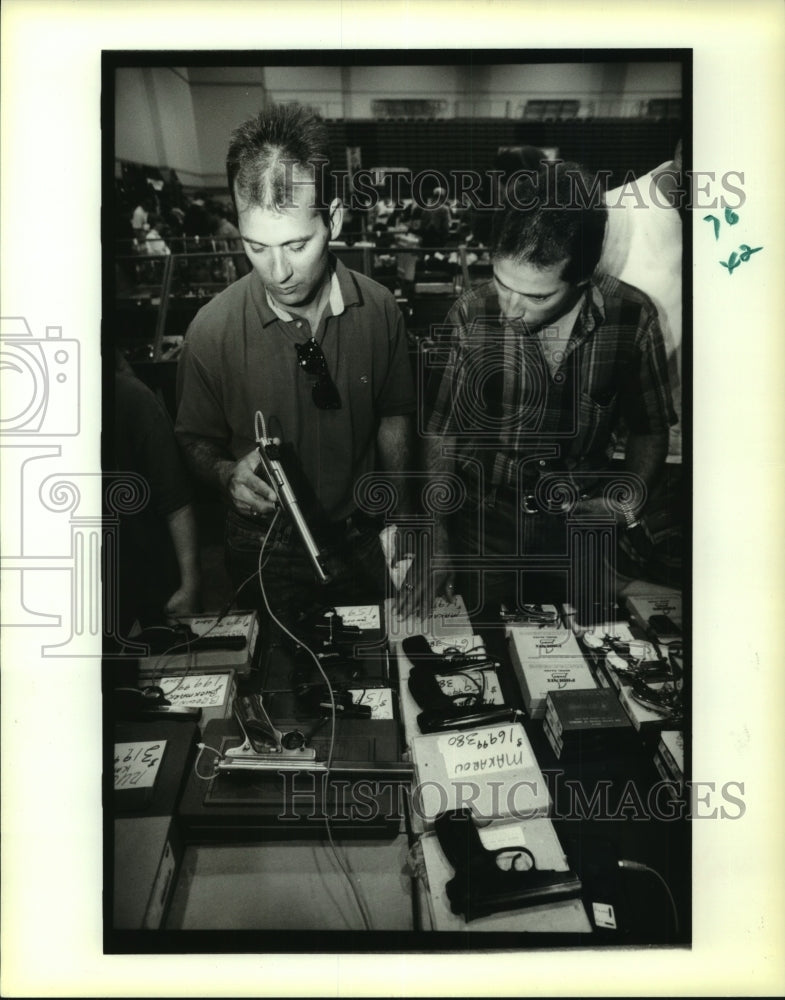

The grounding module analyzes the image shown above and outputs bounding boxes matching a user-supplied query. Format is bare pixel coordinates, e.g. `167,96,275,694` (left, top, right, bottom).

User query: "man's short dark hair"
490,161,608,284
226,103,334,220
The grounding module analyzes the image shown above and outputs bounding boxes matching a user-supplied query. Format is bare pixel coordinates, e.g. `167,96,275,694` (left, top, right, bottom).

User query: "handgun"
218,693,318,772
404,633,512,733
254,412,330,584
408,662,520,734
433,808,583,922
402,634,497,670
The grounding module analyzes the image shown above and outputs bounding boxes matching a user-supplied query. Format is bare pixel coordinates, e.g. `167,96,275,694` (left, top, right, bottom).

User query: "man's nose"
502,291,525,319
269,249,293,284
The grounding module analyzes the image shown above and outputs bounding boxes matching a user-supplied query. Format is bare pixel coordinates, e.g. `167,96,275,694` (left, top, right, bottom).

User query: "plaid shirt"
424,272,676,490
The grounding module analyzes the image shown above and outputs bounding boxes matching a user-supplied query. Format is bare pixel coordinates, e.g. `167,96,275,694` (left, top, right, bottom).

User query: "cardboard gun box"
112,718,199,930
542,688,637,761
508,628,596,720
624,592,682,642
137,611,260,679
409,718,551,828
138,668,237,732
419,815,591,933
385,593,475,651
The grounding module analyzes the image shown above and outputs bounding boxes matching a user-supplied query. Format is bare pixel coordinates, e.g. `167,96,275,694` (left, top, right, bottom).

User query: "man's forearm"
376,414,415,516
166,503,201,589
424,432,457,540
178,435,235,494
624,431,669,516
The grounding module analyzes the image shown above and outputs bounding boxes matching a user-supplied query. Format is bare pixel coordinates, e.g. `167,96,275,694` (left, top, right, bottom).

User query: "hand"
164,581,202,618
396,559,456,621
573,496,630,526
224,447,279,521
394,521,456,619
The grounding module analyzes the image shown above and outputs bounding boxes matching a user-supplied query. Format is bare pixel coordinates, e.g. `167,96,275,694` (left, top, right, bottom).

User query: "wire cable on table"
256,506,373,932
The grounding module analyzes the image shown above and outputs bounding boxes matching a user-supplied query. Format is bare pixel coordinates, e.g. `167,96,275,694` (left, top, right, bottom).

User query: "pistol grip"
434,808,583,921
408,665,457,713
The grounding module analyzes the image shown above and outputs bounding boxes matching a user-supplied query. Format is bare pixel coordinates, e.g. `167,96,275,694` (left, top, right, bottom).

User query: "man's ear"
328,198,344,241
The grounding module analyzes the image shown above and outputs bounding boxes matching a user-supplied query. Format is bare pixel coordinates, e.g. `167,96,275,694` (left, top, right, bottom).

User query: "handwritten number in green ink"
704,214,721,241
706,209,741,242
738,244,763,261
706,205,762,274
724,207,739,226
720,245,763,274
720,251,740,274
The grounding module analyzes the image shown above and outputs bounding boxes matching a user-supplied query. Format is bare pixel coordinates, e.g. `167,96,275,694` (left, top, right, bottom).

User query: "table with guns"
109,575,688,949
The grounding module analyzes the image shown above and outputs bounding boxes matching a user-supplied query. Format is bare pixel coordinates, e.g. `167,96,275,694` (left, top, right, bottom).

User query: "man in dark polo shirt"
175,104,416,617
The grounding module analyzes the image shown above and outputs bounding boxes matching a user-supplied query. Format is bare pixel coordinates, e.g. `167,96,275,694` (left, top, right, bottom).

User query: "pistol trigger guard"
434,808,583,921
492,845,536,872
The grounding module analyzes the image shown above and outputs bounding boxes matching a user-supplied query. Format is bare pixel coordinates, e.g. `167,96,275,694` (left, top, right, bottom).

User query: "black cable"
152,566,261,700
256,508,373,932
618,859,680,937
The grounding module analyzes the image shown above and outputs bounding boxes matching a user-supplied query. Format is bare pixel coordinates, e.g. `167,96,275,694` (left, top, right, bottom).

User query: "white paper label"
437,724,535,780
114,740,166,790
159,673,230,708
189,613,252,638
334,605,381,630
477,822,527,850
349,687,393,720
436,667,504,705
592,902,617,929
425,634,485,656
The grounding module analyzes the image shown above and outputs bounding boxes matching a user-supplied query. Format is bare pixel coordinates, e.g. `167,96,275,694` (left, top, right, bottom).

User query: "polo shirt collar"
255,254,359,327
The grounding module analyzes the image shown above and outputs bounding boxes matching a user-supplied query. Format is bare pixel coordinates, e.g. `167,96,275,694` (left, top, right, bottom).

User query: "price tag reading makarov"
437,723,535,781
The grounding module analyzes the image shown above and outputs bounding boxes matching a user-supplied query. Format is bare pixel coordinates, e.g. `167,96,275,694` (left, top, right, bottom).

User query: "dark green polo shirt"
175,257,415,522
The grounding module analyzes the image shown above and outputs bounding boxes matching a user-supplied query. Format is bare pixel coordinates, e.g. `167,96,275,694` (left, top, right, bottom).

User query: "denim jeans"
449,483,574,618
225,509,389,623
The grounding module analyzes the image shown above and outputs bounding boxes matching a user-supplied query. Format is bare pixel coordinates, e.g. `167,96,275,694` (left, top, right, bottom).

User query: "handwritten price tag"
349,687,394,719
477,822,527,851
189,613,253,638
437,724,535,781
114,740,166,790
159,673,230,708
436,667,504,705
426,634,485,656
334,605,381,630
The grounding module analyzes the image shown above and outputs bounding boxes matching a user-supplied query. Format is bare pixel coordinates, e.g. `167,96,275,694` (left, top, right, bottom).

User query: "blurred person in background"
111,352,202,639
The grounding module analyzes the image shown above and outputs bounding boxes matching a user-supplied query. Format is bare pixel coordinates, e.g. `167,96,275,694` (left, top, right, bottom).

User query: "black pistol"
433,808,582,922
404,634,513,734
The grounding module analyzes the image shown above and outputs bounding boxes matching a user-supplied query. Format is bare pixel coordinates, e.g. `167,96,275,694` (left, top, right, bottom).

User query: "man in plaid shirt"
405,161,676,620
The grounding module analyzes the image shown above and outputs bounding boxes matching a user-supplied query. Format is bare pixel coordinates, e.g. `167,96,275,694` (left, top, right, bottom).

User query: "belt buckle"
522,493,539,515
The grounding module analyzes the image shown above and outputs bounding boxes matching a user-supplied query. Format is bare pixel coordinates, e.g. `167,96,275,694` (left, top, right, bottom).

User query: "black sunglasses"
295,338,341,410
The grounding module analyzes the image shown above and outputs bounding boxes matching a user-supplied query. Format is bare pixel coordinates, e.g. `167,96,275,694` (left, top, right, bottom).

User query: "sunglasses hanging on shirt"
295,337,342,410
